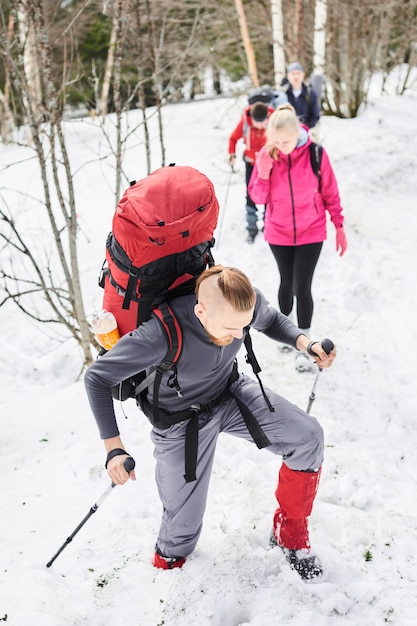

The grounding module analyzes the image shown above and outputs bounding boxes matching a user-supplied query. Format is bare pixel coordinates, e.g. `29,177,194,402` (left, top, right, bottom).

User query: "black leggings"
269,242,323,329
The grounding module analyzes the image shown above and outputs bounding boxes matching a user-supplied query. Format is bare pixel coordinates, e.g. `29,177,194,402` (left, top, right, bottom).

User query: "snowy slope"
1,73,417,625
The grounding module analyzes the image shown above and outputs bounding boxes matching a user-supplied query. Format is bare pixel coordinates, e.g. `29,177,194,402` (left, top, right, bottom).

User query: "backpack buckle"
98,263,109,289
166,366,183,397
158,360,175,372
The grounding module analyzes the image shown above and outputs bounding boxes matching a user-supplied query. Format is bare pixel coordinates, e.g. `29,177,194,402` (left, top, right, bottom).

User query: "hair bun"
277,103,296,114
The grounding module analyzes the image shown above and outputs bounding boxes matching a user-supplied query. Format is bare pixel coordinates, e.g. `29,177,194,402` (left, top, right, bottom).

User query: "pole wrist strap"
105,448,128,469
307,341,320,357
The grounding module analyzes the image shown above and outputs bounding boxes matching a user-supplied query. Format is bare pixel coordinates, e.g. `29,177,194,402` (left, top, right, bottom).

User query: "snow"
1,71,417,625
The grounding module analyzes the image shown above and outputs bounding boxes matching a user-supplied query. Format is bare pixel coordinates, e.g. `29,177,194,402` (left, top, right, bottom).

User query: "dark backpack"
309,142,323,190
247,84,275,106
309,74,324,107
98,164,219,405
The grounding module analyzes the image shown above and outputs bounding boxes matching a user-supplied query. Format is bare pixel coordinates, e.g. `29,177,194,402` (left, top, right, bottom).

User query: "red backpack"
100,164,219,334
98,164,219,403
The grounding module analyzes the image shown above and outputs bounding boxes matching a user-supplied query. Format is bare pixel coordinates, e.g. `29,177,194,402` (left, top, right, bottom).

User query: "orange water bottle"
92,310,120,350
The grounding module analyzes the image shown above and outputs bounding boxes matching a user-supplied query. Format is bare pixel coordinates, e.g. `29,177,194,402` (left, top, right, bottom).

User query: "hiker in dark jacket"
85,265,337,581
283,62,320,130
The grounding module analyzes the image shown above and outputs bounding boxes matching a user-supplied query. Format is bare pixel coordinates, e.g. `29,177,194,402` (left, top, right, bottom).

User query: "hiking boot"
282,546,323,581
295,351,314,372
270,533,323,581
246,232,257,244
152,546,185,570
272,465,323,580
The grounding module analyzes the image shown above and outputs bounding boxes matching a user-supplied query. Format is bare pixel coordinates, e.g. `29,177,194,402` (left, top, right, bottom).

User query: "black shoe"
270,533,323,581
246,231,257,244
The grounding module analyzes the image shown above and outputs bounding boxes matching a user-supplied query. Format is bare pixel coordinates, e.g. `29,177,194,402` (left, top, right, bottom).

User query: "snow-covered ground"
1,69,417,625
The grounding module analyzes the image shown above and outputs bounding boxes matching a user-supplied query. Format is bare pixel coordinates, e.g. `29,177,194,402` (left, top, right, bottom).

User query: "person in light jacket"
248,103,347,372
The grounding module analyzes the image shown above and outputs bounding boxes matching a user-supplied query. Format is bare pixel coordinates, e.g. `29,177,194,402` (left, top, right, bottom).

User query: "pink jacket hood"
248,135,344,246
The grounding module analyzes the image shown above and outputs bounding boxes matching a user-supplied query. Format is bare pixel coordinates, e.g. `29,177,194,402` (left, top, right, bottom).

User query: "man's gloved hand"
256,147,274,180
336,227,347,256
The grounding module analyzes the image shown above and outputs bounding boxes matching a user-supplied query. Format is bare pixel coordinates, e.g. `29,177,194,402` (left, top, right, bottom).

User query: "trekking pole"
216,165,234,248
306,339,334,414
46,456,135,568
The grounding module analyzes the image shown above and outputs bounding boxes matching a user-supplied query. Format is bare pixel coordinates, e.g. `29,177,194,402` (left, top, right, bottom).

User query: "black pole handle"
123,456,135,473
315,338,334,373
309,338,334,360
321,338,334,355
110,455,136,487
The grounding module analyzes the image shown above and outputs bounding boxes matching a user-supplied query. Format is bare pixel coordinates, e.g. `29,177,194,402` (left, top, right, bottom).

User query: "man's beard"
204,328,234,347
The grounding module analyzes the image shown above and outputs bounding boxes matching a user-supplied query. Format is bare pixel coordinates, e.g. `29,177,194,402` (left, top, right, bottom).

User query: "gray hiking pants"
150,373,324,558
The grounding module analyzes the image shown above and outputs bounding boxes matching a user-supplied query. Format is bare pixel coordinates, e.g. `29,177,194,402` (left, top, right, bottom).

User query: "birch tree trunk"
133,0,151,174
17,4,42,144
313,0,327,75
0,12,16,142
108,1,127,203
271,0,286,88
145,0,166,166
100,9,118,117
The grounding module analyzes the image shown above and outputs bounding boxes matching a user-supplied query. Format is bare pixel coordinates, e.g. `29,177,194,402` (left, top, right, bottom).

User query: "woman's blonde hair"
195,265,256,312
266,103,300,159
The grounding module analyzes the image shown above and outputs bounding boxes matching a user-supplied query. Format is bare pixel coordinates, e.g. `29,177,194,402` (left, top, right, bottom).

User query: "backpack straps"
153,303,182,410
309,142,323,190
244,329,275,413
224,328,273,450
305,83,311,105
144,303,182,423
135,316,273,481
242,116,250,150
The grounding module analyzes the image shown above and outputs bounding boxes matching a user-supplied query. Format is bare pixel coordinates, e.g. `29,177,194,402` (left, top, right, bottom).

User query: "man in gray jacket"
85,265,336,581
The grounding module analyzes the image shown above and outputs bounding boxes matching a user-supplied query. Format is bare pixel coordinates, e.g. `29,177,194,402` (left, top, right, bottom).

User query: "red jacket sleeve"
228,117,244,155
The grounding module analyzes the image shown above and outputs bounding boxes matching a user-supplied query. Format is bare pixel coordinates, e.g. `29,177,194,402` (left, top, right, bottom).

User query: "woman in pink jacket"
248,103,347,372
